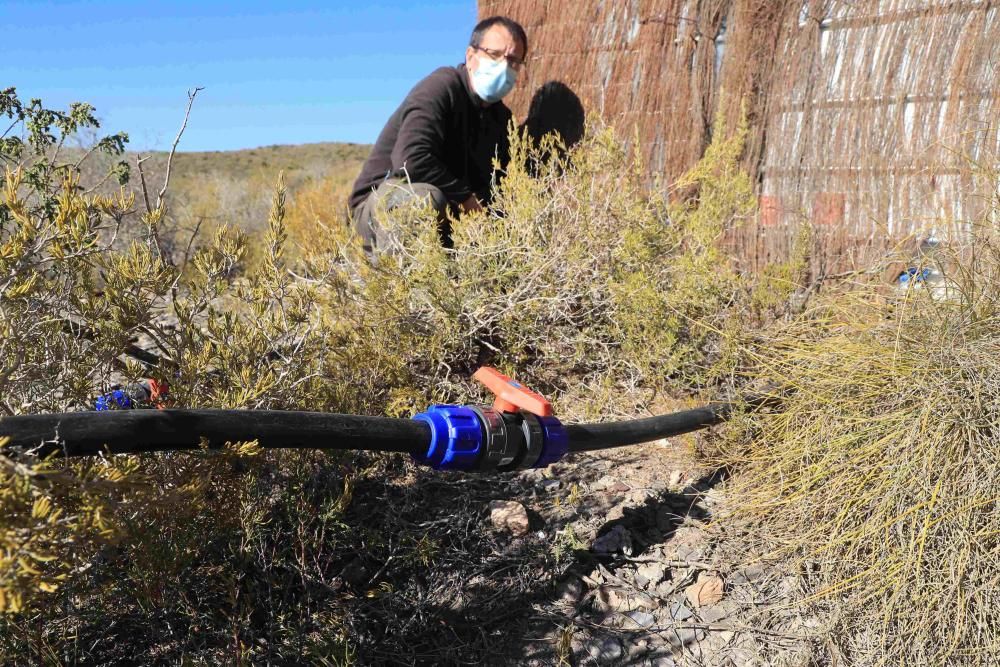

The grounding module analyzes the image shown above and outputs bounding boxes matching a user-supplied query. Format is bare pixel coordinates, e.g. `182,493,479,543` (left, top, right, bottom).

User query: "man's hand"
460,194,483,213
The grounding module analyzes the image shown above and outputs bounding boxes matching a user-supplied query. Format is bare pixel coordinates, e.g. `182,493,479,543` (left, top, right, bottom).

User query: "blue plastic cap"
412,405,483,470
95,389,133,411
534,415,568,468
899,267,932,285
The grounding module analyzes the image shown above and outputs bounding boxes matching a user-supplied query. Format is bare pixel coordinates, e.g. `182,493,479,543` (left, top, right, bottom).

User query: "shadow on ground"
334,451,727,665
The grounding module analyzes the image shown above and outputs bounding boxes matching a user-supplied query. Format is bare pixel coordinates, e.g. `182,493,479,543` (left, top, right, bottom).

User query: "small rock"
628,489,649,504
703,486,725,507
668,470,684,487
519,469,545,483
662,626,704,649
595,586,657,613
570,635,589,661
670,601,694,621
650,657,677,667
653,579,675,597
587,637,623,662
583,570,605,587
605,505,625,522
669,529,705,562
557,577,584,604
608,481,630,493
489,500,530,536
622,610,656,629
628,638,649,657
675,544,705,562
540,479,562,493
685,572,725,608
728,563,767,585
699,599,739,625
636,563,666,589
699,630,734,653
592,525,632,554
592,474,617,491
654,438,672,449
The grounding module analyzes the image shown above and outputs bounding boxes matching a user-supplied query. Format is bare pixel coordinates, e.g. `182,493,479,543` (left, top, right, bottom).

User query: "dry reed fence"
480,0,1000,275
481,2,1000,663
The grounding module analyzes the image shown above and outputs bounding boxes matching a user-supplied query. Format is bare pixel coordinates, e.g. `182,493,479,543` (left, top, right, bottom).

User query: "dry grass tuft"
712,208,1000,664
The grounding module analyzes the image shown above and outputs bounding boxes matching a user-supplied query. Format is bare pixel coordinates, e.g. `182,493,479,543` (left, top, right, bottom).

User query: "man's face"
465,25,525,78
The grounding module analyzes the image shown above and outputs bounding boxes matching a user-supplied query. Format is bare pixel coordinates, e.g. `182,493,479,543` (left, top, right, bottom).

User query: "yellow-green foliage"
0,443,124,613
307,114,755,419
713,211,1000,663
0,91,759,662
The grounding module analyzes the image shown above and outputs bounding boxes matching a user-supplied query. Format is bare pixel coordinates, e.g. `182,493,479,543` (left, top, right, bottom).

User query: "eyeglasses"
472,45,526,71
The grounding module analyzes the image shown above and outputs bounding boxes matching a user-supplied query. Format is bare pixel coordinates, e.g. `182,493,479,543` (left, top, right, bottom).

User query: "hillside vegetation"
160,141,369,232
0,91,764,664
3,90,1000,666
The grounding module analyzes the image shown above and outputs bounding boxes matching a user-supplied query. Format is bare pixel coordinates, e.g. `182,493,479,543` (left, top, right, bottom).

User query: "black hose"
1,410,430,458
566,403,733,452
0,400,758,460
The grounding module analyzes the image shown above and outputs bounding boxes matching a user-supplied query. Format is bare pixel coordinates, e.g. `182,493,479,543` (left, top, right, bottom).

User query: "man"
348,16,528,254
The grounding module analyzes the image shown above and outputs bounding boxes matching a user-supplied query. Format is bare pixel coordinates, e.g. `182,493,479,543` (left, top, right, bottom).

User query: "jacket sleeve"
390,70,472,204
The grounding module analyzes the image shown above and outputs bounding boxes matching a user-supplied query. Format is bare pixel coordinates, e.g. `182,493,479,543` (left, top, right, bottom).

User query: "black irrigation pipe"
17,318,757,462
0,410,429,458
0,403,738,460
565,402,734,452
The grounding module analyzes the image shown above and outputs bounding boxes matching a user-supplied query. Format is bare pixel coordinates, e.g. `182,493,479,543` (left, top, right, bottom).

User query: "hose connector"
411,405,483,470
473,367,567,469
410,368,569,472
95,379,168,411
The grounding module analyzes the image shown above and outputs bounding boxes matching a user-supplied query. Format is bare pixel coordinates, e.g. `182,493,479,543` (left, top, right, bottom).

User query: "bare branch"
180,215,206,269
135,154,153,214
156,86,203,211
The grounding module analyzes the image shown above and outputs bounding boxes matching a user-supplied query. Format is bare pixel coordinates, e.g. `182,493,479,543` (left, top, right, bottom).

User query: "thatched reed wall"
479,0,1000,274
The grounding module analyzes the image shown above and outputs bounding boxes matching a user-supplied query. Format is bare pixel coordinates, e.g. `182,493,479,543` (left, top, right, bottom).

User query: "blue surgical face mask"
471,56,518,104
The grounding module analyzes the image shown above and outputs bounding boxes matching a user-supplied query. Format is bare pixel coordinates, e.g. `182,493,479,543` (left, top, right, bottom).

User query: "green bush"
0,90,756,662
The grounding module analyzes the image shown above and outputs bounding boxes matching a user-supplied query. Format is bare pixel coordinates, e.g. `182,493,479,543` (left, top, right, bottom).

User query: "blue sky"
2,1,478,151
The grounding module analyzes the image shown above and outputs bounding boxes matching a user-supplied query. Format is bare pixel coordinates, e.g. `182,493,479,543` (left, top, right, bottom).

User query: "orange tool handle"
472,367,553,417
147,378,169,409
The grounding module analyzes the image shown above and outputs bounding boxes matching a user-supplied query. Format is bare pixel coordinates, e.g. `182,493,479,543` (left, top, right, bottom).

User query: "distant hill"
116,142,374,238
165,142,371,189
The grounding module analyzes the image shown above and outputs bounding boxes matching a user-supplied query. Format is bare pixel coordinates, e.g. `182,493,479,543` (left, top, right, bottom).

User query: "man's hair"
470,16,528,55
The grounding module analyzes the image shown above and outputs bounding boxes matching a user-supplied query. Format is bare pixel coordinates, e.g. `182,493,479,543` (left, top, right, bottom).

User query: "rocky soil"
504,438,827,666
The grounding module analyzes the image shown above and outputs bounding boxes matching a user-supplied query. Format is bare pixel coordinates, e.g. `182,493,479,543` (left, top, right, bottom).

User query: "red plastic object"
146,378,169,409
472,367,553,417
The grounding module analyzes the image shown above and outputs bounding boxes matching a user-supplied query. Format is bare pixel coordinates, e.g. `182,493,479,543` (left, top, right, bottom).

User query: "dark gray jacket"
349,64,513,210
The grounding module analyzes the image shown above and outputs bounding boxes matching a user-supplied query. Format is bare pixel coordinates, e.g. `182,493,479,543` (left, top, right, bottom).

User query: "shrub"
307,112,755,420
0,90,755,662
711,190,1000,664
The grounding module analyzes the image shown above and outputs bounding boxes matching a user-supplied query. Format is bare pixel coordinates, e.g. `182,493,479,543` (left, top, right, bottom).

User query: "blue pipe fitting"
411,405,483,470
534,415,568,468
95,388,135,411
